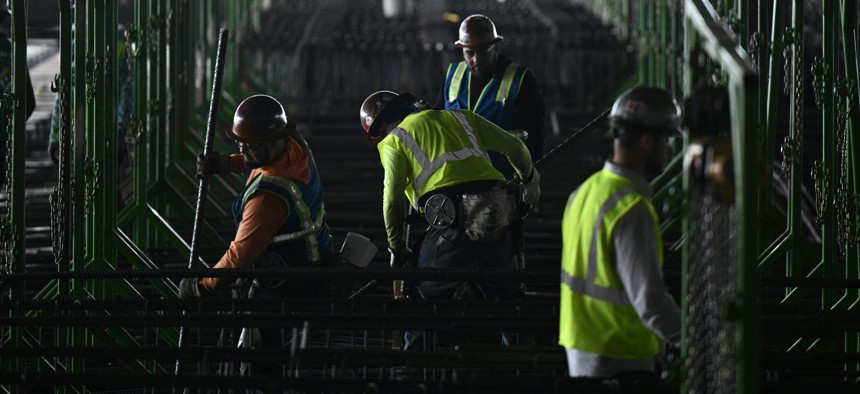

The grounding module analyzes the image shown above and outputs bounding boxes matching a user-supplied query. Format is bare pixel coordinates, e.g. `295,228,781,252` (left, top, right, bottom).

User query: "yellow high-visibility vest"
559,168,663,359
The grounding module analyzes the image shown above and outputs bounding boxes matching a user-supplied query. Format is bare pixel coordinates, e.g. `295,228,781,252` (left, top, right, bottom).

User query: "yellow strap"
448,62,467,103
494,63,519,103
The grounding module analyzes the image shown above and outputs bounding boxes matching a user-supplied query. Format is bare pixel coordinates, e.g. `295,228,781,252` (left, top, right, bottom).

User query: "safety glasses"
236,140,265,152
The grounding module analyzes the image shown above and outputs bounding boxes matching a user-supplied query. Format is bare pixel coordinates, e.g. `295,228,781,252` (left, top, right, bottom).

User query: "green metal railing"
1,1,266,386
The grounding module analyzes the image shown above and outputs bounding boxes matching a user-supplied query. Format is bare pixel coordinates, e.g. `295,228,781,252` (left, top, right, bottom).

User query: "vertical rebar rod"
174,27,228,382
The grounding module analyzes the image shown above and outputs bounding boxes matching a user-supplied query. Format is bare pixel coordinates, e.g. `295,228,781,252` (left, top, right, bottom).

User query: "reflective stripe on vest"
494,63,519,103
390,110,489,196
560,186,636,305
245,175,323,262
447,62,468,104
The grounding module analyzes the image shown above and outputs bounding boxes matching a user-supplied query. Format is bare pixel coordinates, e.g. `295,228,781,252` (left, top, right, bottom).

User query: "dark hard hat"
228,95,296,143
454,14,503,49
609,86,681,133
359,90,415,137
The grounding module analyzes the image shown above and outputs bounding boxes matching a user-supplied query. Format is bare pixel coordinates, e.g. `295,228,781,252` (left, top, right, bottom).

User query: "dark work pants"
403,225,521,350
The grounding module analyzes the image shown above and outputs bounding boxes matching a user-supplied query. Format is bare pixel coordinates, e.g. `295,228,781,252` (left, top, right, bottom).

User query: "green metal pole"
786,0,804,290
53,0,73,384
840,4,860,244
4,0,27,386
735,73,762,394
821,0,839,311
840,0,860,373
637,1,647,85
134,0,149,248
88,0,107,299
764,0,784,231
107,0,119,271
71,0,89,381
680,10,696,393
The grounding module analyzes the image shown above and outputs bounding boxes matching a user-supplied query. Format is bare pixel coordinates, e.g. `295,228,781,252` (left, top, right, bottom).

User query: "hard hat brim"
226,119,296,144
368,92,415,133
453,36,503,49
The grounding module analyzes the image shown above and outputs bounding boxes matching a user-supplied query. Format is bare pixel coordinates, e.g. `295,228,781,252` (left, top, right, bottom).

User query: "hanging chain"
782,27,795,95
149,15,160,58
104,46,113,93
811,161,829,227
85,53,100,102
85,159,101,211
811,57,828,109
780,28,803,179
748,32,762,68
0,91,18,273
125,115,140,165
49,75,68,266
834,77,858,251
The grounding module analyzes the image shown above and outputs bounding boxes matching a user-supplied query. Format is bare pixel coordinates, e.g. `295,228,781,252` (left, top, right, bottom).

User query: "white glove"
523,169,541,209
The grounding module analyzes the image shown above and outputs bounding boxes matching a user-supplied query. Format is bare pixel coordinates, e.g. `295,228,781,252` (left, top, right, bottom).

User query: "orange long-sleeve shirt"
198,137,310,292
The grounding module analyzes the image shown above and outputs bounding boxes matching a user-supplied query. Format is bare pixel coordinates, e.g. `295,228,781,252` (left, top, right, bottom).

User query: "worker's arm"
612,201,681,347
474,113,534,180
379,143,409,251
514,69,545,160
198,192,289,292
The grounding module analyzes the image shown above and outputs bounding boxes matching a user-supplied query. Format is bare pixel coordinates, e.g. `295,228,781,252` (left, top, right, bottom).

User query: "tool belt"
422,183,517,242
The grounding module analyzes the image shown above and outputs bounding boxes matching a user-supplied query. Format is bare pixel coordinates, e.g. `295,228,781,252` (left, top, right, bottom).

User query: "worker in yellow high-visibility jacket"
560,86,682,377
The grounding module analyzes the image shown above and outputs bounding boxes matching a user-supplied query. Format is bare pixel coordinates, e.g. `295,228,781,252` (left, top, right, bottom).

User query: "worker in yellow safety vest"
559,86,681,377
359,90,540,350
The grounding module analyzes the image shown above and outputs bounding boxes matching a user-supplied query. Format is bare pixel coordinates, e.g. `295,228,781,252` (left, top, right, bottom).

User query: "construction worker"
435,14,546,178
436,14,546,273
359,90,540,350
0,4,36,184
178,94,333,299
559,86,681,377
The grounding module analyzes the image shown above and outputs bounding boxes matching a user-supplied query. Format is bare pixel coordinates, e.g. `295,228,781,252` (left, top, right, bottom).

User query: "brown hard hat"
454,14,503,49
359,90,415,137
228,94,296,143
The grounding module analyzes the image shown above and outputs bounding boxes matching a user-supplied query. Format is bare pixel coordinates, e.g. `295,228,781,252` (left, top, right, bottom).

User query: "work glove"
178,277,203,299
48,140,59,164
196,151,229,179
522,169,541,210
388,247,413,268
